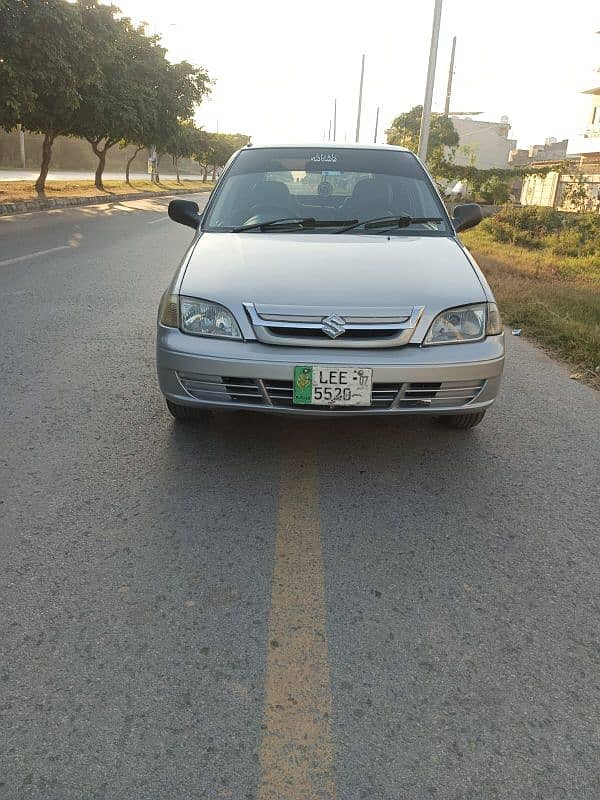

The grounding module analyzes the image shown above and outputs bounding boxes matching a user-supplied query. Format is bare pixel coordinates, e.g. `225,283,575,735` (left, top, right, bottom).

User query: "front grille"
178,373,486,411
264,327,401,341
243,303,424,349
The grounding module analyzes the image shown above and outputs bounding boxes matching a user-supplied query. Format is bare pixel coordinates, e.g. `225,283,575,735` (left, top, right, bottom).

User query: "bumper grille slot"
400,380,485,408
178,374,263,404
263,380,401,410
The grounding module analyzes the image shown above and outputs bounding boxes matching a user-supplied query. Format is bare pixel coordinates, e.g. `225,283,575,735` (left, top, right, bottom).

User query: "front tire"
166,399,211,422
438,410,486,429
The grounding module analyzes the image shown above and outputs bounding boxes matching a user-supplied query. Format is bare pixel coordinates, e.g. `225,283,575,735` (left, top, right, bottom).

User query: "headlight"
180,297,242,339
424,303,492,345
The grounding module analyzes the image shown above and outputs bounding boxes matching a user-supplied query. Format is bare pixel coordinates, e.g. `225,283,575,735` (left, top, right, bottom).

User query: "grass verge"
461,226,600,389
0,178,214,203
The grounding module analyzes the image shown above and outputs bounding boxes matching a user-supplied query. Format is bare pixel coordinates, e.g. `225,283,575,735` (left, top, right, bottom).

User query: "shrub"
482,206,565,249
512,230,544,249
550,213,600,258
480,206,600,258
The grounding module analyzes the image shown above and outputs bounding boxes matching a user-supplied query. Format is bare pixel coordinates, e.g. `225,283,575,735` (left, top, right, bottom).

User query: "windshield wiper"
232,217,358,232
336,215,444,233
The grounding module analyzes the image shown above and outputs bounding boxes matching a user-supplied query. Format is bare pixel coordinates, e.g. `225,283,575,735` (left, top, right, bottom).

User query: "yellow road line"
258,431,336,800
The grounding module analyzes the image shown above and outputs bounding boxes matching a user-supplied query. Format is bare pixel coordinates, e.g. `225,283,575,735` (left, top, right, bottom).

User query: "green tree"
0,0,97,195
164,120,205,183
387,106,459,175
193,132,250,180
479,175,512,205
152,61,212,182
70,5,212,190
121,56,213,185
0,0,34,129
209,133,250,178
192,131,216,181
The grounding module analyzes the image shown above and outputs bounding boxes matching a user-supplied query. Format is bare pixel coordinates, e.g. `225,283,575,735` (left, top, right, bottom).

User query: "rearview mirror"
452,203,482,233
168,199,202,230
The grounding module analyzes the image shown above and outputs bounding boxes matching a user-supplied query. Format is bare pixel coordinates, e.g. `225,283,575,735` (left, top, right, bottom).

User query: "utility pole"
328,119,331,141
355,54,365,142
333,99,337,141
373,106,380,143
418,0,443,161
444,36,456,116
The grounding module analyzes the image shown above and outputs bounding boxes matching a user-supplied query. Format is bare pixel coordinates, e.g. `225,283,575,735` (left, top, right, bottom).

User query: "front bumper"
157,326,505,417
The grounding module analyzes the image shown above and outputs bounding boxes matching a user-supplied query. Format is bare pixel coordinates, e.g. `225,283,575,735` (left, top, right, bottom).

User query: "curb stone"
0,187,210,217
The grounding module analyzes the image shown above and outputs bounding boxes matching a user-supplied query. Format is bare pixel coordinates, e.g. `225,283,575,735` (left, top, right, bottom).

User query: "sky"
115,0,599,150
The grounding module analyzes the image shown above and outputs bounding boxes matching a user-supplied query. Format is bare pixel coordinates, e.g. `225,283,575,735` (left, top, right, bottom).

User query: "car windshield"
202,147,451,234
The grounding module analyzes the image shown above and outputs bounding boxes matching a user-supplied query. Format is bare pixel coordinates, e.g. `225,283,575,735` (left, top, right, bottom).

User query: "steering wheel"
244,203,298,222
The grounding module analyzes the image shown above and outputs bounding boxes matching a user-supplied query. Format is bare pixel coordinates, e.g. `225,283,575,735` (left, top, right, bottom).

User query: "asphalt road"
1,194,599,800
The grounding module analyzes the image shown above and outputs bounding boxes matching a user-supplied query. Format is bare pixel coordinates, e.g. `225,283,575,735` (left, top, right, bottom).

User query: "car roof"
243,142,412,153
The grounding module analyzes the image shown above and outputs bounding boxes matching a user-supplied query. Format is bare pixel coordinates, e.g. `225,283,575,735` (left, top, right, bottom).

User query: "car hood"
180,232,486,337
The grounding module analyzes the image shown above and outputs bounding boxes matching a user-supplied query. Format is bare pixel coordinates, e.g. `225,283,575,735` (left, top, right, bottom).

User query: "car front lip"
157,326,505,416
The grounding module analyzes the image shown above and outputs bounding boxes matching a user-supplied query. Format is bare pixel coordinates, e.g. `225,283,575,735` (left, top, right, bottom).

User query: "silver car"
157,143,504,428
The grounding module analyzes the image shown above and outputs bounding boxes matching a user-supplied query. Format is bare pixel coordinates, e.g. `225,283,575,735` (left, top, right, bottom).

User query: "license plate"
293,366,373,406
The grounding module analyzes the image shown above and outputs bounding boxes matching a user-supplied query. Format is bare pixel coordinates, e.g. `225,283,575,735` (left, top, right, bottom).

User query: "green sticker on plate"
293,366,313,404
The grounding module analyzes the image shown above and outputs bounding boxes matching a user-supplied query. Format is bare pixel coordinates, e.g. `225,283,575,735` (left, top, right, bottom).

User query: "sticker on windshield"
310,153,338,163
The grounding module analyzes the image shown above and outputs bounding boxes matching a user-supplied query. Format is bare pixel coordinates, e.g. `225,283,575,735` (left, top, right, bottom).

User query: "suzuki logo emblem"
321,313,346,339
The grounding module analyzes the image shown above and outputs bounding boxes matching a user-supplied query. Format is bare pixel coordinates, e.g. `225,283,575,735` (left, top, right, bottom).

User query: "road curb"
0,186,210,217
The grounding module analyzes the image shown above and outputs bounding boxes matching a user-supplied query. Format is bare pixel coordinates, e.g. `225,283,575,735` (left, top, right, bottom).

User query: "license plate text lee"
293,366,372,406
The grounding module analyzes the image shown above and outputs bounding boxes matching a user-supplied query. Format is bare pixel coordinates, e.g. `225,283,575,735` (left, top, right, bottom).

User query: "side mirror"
452,203,482,233
168,199,202,230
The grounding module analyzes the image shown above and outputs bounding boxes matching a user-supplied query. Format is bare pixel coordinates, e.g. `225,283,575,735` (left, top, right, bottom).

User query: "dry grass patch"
0,179,213,203
462,226,600,389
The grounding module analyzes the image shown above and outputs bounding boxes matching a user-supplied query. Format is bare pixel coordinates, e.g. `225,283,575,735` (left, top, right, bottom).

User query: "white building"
567,30,600,159
567,85,600,158
449,115,517,169
521,41,600,212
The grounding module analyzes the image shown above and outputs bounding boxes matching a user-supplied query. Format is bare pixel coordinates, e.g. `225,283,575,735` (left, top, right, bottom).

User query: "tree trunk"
211,165,217,181
203,164,208,182
125,146,143,185
94,149,107,191
89,139,116,191
175,157,181,184
155,155,161,183
35,132,55,196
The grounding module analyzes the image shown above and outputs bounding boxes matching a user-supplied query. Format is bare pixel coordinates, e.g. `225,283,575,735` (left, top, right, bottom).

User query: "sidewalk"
0,184,209,217
0,168,203,182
